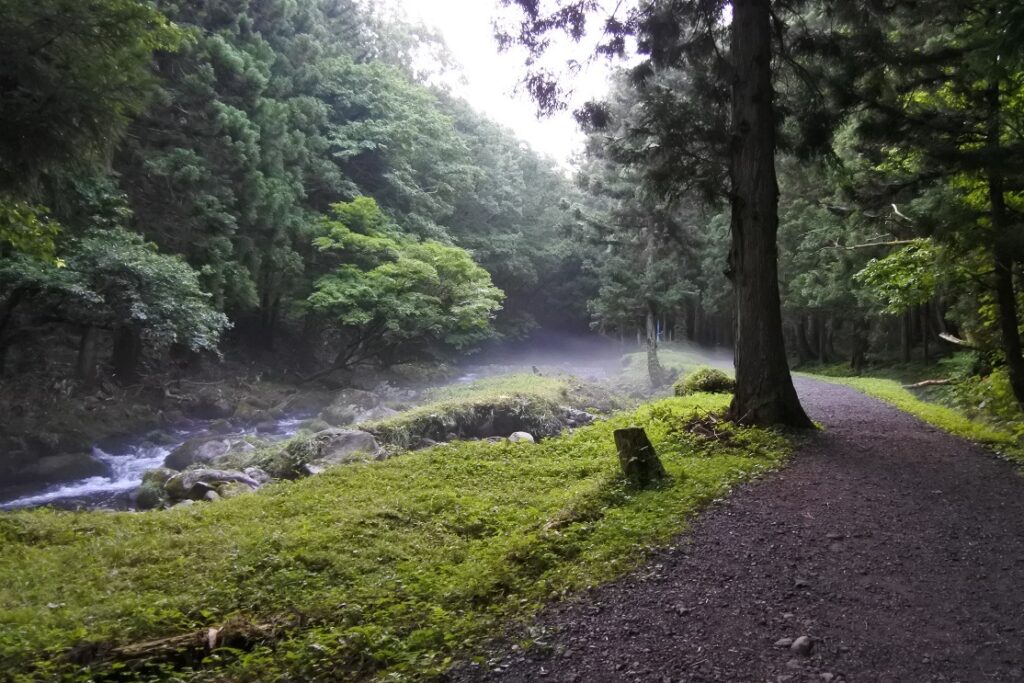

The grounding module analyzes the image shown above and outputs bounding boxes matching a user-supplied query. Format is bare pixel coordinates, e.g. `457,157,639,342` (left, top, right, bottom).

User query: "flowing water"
0,418,305,511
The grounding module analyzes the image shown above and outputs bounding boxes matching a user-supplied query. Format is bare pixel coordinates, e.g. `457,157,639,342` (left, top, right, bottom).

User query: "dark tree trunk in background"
986,80,1024,407
850,317,868,374
726,0,812,427
900,312,912,363
645,301,665,386
112,325,141,385
920,306,930,364
816,315,829,364
795,317,816,362
76,326,99,387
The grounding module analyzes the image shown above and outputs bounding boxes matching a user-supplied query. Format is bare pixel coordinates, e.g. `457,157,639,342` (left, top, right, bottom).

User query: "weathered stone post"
613,427,666,488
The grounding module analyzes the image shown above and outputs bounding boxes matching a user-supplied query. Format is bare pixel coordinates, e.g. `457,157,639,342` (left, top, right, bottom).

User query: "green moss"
0,393,789,682
363,373,623,449
674,366,735,396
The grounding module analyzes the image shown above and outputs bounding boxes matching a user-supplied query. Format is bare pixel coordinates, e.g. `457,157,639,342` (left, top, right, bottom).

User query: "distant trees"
0,0,590,385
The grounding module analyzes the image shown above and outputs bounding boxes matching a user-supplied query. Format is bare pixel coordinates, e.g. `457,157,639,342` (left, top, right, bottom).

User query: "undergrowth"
0,393,789,682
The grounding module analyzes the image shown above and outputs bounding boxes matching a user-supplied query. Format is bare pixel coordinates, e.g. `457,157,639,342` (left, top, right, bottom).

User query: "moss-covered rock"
261,429,382,479
673,367,736,396
164,437,232,470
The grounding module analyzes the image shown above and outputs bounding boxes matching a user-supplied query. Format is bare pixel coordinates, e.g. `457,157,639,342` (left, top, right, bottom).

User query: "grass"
364,373,627,449
0,393,790,682
804,373,1024,465
616,345,713,394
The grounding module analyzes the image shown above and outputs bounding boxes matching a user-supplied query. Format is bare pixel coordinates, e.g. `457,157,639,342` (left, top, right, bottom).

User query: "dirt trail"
451,378,1024,682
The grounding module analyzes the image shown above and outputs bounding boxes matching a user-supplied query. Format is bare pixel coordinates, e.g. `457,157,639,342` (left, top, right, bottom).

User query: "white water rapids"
0,418,305,511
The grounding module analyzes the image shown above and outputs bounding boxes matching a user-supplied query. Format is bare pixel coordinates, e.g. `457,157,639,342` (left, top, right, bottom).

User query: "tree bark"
112,325,141,385
726,0,812,427
986,79,1024,406
900,312,912,363
646,301,665,387
613,427,666,488
76,325,99,387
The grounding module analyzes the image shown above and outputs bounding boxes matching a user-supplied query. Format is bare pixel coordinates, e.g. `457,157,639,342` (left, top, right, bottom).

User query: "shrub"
674,366,735,396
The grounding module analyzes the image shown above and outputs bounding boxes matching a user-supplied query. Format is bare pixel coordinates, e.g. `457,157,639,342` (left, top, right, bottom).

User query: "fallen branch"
903,379,954,389
938,332,976,349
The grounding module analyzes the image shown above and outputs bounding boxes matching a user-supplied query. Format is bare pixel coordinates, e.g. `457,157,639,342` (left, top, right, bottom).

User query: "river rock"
164,469,260,501
317,428,381,462
7,452,111,486
272,391,333,419
132,481,168,510
319,403,357,427
187,391,234,419
564,407,595,427
142,467,177,487
164,437,232,470
243,466,271,484
508,432,535,443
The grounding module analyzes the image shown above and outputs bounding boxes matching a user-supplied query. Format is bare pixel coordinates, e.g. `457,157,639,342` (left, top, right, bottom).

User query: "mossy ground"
363,373,626,449
617,346,712,394
0,393,789,682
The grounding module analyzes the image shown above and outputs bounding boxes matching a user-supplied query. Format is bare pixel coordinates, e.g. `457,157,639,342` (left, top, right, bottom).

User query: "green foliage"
0,228,228,352
0,200,62,264
0,0,184,187
854,240,940,314
674,367,736,396
308,198,503,365
0,393,789,681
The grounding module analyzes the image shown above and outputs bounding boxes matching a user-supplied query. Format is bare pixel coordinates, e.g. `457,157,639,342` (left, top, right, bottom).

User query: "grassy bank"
804,372,1024,465
0,393,788,682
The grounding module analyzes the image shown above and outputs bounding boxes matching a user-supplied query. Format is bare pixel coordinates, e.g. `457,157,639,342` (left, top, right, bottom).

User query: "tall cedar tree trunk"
987,80,1024,406
112,325,142,385
76,326,99,387
644,227,665,386
726,0,812,426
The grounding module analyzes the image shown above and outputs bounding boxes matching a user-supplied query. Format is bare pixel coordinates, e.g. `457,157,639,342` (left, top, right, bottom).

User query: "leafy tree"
0,0,183,190
0,228,228,383
305,198,503,378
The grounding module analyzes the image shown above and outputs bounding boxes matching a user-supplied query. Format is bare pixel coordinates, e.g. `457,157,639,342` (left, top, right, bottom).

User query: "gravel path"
450,378,1024,683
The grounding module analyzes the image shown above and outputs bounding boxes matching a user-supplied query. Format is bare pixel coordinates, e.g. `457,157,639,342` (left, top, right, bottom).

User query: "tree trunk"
726,0,812,427
900,312,912,363
987,79,1024,407
76,325,100,387
816,315,829,364
795,317,816,362
646,302,665,387
112,326,141,385
850,317,868,374
613,427,666,488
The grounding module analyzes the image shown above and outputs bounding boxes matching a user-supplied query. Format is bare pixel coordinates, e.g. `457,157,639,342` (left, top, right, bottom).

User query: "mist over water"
457,330,733,382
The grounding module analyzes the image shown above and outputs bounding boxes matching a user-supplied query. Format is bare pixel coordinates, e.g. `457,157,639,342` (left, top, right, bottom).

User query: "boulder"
271,391,333,419
164,469,260,501
187,392,234,419
334,388,379,408
317,428,381,464
319,404,357,427
141,467,177,487
508,432,535,443
164,437,232,471
243,466,271,485
263,429,382,479
564,407,595,428
7,452,111,486
131,481,168,510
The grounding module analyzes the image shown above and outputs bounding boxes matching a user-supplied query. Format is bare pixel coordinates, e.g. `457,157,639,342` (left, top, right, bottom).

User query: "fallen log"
903,378,954,389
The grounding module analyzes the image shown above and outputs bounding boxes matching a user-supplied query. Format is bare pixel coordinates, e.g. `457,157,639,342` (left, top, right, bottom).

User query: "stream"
0,418,305,511
0,335,633,512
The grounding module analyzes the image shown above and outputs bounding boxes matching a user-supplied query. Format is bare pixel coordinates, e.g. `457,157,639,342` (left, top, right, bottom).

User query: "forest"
1,0,1023,681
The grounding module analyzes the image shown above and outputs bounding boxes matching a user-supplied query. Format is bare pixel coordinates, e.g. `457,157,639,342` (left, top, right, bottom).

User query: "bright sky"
387,0,633,169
